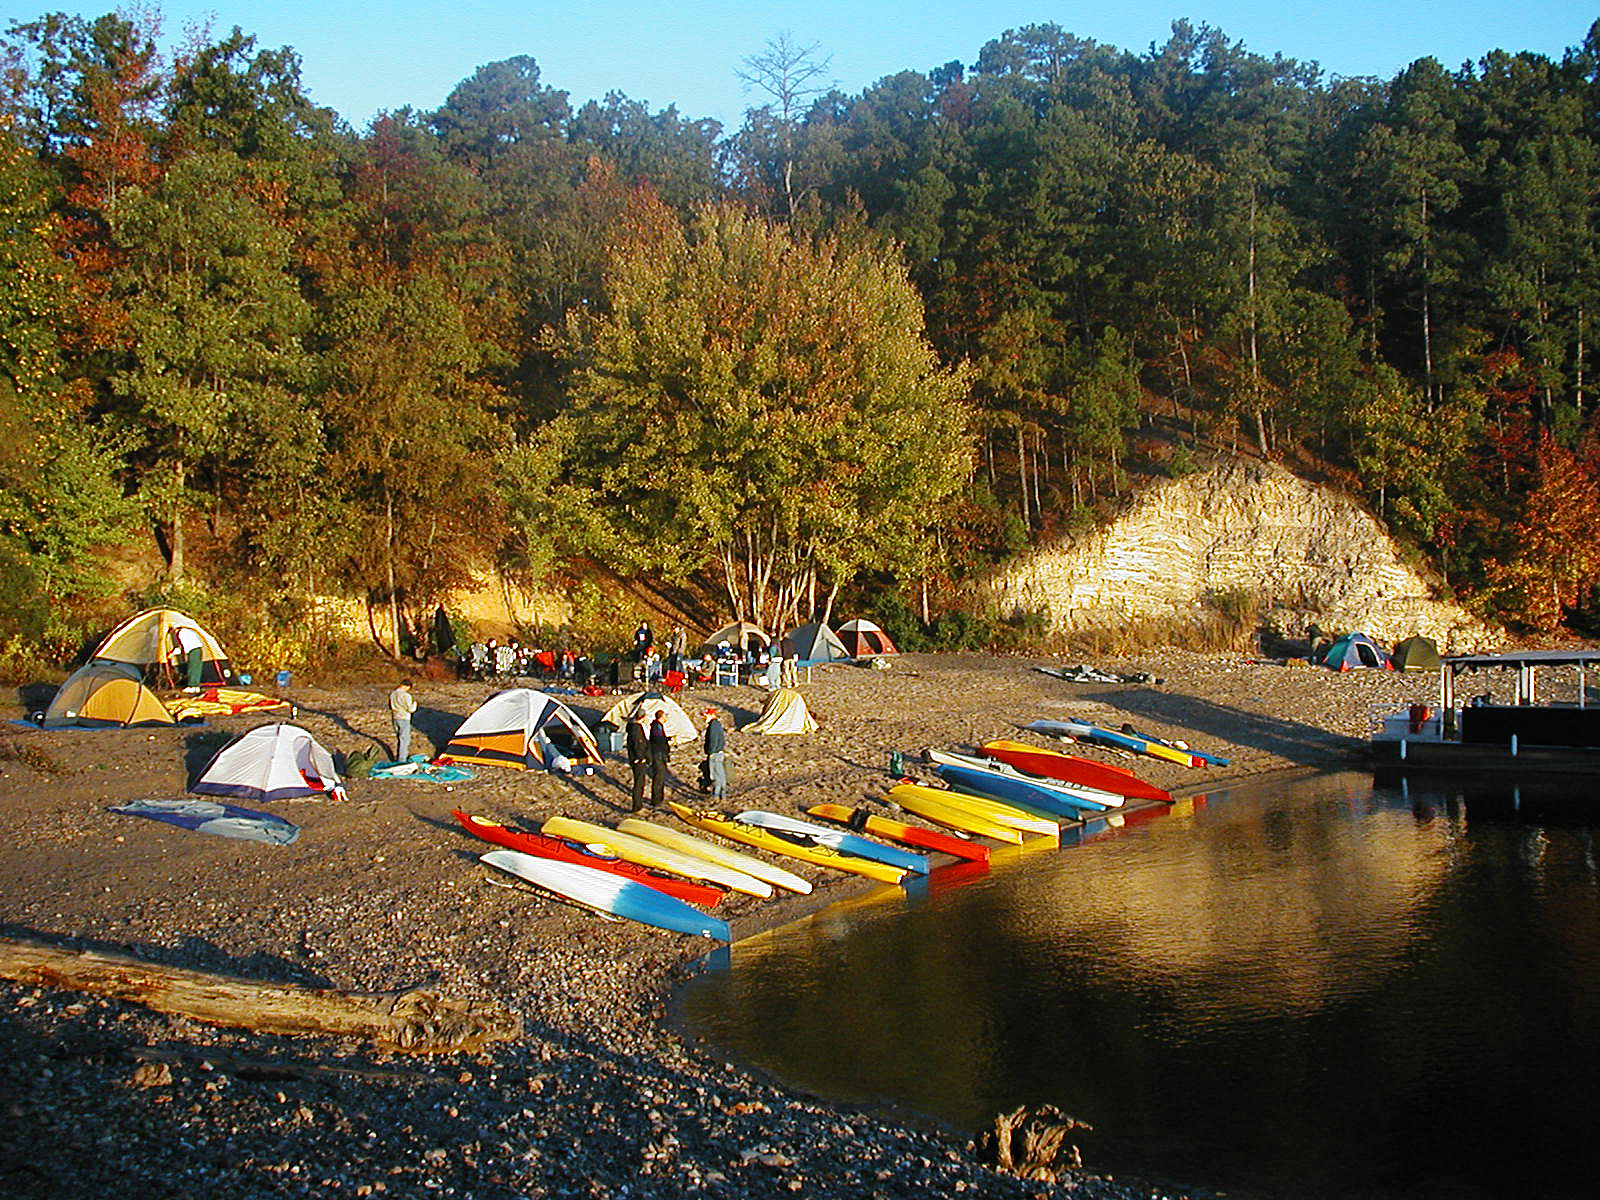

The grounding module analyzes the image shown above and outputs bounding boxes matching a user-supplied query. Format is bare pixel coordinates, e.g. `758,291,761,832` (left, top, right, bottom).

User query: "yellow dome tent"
744,687,817,734
601,692,699,745
43,662,174,728
91,608,232,687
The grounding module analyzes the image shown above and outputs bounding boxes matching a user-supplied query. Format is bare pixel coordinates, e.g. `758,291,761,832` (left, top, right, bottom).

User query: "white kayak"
619,816,813,894
480,850,731,940
542,815,773,898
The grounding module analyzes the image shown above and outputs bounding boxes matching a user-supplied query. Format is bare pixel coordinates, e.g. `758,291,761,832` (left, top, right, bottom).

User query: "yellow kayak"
619,816,813,895
665,802,908,885
541,815,772,898
883,784,1023,843
887,783,1059,842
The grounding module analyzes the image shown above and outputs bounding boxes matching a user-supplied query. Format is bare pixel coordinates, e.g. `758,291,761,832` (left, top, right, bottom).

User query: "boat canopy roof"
1444,650,1600,670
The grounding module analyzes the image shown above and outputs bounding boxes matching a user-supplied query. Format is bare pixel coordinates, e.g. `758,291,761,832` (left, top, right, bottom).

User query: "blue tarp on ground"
110,798,300,844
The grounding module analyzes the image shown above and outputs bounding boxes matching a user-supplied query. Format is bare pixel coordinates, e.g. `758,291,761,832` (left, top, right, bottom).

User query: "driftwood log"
0,936,521,1054
976,1104,1092,1181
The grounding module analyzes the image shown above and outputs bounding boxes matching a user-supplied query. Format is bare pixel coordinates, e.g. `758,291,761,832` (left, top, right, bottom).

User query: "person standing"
702,706,727,800
633,619,653,664
626,710,650,812
173,623,205,688
648,708,671,809
388,680,417,761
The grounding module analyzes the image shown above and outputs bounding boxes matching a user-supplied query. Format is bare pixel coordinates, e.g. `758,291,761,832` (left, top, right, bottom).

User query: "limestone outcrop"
989,458,1495,650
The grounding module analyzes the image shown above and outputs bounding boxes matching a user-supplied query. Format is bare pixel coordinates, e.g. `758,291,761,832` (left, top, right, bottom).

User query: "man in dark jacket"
626,711,650,812
648,709,671,809
702,706,727,800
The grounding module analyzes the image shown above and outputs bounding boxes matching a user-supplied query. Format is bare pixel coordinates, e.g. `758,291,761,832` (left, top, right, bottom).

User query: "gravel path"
0,652,1435,1198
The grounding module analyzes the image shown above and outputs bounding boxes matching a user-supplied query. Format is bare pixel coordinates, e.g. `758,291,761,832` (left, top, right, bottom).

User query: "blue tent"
1318,632,1392,671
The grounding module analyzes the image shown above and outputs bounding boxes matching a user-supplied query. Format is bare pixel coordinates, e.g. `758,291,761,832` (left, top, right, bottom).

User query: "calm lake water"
674,771,1600,1199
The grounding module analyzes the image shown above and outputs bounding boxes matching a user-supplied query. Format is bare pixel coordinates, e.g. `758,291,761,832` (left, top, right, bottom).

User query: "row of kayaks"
1022,718,1230,769
459,722,1212,942
454,776,1060,942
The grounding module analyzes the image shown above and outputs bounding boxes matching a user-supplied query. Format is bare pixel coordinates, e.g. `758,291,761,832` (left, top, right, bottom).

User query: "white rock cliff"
989,458,1494,650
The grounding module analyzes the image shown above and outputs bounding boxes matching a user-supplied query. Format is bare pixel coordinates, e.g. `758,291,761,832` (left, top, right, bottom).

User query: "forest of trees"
3,10,1599,669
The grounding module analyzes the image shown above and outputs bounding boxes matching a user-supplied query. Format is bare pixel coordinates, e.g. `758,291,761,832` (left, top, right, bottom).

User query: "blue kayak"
1024,718,1149,754
934,761,1110,818
480,850,731,941
735,810,931,875
1024,718,1229,767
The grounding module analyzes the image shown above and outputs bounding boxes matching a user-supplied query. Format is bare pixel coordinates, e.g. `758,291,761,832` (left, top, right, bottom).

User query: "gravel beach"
0,651,1433,1199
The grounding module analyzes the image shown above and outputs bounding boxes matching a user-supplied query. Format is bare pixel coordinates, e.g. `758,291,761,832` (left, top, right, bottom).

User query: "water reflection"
675,772,1600,1200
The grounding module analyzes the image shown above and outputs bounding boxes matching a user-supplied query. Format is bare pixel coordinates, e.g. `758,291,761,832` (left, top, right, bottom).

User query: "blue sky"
15,2,1597,130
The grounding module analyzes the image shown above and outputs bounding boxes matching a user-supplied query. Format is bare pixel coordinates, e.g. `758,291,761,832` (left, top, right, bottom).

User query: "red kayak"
452,810,724,908
979,740,1173,803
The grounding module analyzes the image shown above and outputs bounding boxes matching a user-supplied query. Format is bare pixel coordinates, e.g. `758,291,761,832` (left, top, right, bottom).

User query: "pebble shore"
0,651,1435,1198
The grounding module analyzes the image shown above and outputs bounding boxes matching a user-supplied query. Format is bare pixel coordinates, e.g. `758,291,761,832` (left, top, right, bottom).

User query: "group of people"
632,620,689,688
624,704,728,811
387,678,732,804
466,640,582,682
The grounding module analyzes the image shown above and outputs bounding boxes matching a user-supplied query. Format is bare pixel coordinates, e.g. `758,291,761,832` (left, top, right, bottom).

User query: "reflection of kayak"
736,809,930,875
980,739,1172,803
806,803,989,863
928,750,1118,816
666,802,908,884
541,815,771,897
924,857,991,894
480,850,729,941
452,810,723,907
619,816,812,895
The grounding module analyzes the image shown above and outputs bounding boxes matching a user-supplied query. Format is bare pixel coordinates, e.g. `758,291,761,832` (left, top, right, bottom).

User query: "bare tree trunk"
1421,187,1435,408
1016,424,1029,529
1247,184,1269,458
170,460,186,581
1577,303,1586,421
385,482,400,659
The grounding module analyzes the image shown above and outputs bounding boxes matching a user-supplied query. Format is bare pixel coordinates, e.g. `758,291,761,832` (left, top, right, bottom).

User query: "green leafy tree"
107,149,314,581
319,114,515,655
0,119,134,638
555,195,973,628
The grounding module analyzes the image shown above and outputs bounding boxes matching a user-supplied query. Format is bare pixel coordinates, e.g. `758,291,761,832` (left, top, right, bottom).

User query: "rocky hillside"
990,458,1495,651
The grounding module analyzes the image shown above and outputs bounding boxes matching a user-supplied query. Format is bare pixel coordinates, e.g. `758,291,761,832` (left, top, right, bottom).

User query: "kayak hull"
933,761,1113,819
980,739,1172,803
452,810,723,907
927,748,1122,810
541,815,771,897
806,803,989,863
885,784,1034,843
619,817,813,895
480,850,729,940
735,809,931,875
666,802,908,884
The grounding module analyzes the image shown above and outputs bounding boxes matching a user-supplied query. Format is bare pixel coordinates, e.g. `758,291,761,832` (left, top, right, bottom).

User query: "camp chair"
663,669,685,694
534,650,556,678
